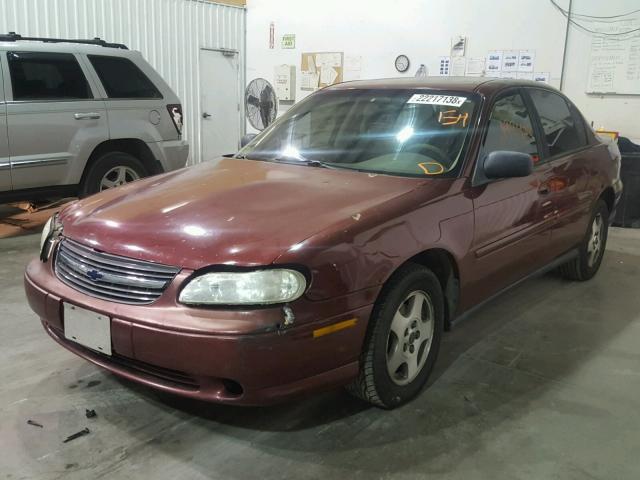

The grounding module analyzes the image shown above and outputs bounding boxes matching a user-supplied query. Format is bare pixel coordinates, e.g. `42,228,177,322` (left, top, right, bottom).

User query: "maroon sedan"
25,78,621,408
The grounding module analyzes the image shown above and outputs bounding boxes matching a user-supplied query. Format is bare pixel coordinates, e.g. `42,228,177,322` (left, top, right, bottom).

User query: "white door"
200,49,240,161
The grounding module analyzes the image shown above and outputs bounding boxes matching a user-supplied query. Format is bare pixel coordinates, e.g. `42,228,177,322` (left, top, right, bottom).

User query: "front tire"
347,264,444,409
79,151,148,198
559,199,609,281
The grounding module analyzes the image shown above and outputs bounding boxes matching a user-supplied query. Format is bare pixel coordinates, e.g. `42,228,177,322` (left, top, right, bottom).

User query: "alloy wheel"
99,166,140,191
386,290,435,386
587,213,604,268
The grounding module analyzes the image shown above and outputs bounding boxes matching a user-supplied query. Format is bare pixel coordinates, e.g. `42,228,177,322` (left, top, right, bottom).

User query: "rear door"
0,57,10,192
3,51,108,189
525,88,593,257
465,89,552,306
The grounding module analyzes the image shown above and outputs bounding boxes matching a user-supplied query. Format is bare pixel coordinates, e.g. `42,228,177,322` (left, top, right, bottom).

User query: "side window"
7,52,91,100
528,89,586,156
481,92,538,158
88,55,162,99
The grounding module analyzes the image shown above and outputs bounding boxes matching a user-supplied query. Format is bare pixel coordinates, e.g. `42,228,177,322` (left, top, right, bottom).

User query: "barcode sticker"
407,94,467,107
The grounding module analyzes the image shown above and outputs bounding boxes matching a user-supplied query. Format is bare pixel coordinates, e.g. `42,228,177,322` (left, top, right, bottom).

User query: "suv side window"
527,89,586,157
7,52,91,101
88,55,162,99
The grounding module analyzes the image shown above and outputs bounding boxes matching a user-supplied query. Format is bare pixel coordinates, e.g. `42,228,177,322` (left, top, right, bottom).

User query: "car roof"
328,76,559,95
0,40,135,56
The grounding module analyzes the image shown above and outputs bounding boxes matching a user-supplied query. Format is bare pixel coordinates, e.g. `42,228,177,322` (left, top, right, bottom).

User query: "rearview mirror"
484,151,533,179
240,133,257,148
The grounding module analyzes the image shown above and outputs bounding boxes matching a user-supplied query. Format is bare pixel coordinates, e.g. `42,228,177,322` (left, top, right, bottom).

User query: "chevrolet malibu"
25,78,622,408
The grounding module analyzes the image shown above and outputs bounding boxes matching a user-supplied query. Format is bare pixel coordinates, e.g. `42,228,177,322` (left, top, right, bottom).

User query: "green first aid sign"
281,34,295,49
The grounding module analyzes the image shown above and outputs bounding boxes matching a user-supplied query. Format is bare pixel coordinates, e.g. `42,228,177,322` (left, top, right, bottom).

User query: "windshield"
237,89,477,177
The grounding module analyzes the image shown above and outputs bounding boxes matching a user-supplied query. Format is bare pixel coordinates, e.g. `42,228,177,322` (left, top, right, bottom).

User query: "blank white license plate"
64,303,112,356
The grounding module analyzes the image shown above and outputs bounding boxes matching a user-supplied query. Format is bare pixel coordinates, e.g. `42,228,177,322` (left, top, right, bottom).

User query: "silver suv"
0,33,188,201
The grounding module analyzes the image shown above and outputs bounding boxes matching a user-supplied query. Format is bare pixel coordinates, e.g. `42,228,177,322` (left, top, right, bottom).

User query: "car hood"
59,158,424,270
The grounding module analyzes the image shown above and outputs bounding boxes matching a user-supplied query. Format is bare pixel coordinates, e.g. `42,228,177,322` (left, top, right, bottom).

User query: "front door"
0,60,10,192
199,49,241,161
2,51,108,190
464,90,552,307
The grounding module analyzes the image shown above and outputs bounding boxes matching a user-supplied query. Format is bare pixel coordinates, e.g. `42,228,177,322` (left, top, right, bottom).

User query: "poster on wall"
437,56,451,76
301,52,344,89
451,36,467,57
534,72,550,83
486,50,502,76
466,57,485,76
502,51,519,72
518,50,535,72
451,57,466,76
517,72,534,80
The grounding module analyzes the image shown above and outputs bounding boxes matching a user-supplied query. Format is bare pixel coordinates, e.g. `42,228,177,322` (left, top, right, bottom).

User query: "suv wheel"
347,264,444,409
559,199,609,281
79,151,148,197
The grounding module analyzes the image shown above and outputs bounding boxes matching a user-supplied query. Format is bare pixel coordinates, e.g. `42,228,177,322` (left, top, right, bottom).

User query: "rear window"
88,55,162,99
7,52,91,101
528,89,586,157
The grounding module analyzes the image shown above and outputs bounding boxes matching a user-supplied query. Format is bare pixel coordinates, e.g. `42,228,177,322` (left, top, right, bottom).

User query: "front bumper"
24,259,374,405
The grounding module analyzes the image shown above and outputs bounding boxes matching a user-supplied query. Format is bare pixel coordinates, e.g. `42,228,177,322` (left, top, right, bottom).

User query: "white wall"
563,0,640,140
246,0,640,140
0,0,246,164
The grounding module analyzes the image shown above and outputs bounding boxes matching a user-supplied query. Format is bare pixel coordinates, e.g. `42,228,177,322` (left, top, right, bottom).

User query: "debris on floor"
85,409,97,419
63,427,90,443
26,419,43,428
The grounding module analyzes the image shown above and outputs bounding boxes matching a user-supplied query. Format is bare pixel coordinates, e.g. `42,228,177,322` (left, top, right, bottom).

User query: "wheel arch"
80,138,162,189
384,248,461,330
599,186,615,214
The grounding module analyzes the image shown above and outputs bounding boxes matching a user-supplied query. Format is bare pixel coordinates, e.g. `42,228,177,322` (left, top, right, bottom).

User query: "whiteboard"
586,22,640,95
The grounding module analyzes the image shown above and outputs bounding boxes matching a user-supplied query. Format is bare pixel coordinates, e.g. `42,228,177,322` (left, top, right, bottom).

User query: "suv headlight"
40,214,61,261
179,269,307,305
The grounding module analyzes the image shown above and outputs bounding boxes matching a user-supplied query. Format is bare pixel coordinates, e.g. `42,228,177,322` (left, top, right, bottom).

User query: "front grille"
54,238,180,305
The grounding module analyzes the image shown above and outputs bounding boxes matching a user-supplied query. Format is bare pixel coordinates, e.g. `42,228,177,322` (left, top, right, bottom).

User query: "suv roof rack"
0,32,128,49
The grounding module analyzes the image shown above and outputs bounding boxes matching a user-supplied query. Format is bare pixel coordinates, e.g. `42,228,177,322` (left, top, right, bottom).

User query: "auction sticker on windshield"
407,94,467,107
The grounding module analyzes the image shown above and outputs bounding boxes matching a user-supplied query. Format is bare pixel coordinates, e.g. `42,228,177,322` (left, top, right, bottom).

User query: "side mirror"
484,151,533,179
240,133,257,148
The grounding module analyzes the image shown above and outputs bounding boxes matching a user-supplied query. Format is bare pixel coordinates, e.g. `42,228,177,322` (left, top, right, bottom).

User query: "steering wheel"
403,143,449,164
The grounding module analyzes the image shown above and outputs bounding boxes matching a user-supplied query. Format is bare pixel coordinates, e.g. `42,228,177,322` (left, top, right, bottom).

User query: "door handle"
539,186,550,195
74,112,101,120
202,112,212,119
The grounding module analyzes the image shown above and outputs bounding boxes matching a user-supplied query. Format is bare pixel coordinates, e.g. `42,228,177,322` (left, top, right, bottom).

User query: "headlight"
40,214,61,261
40,216,54,252
179,269,307,305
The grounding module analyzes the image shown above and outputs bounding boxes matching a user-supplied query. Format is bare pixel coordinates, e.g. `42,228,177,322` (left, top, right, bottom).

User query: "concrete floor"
2,229,640,480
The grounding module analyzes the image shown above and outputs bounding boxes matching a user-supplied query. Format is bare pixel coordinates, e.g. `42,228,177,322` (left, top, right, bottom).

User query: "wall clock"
395,54,410,73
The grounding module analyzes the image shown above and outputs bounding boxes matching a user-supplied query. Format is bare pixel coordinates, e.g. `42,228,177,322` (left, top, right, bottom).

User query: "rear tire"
347,263,444,409
79,151,148,198
559,199,609,281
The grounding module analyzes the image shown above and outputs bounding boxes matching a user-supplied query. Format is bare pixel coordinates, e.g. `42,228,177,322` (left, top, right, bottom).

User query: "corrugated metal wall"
0,0,246,164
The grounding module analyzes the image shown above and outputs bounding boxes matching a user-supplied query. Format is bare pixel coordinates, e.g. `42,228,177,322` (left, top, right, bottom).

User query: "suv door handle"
74,112,101,120
202,112,212,119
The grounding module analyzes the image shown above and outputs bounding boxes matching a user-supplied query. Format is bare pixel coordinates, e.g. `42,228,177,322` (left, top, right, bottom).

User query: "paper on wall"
533,72,550,83
320,66,338,85
500,71,517,79
466,57,485,76
486,50,502,76
502,51,519,72
344,55,362,81
315,53,342,69
451,57,466,76
451,35,466,57
437,56,451,76
516,72,534,80
407,93,467,107
301,71,320,90
518,50,535,72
